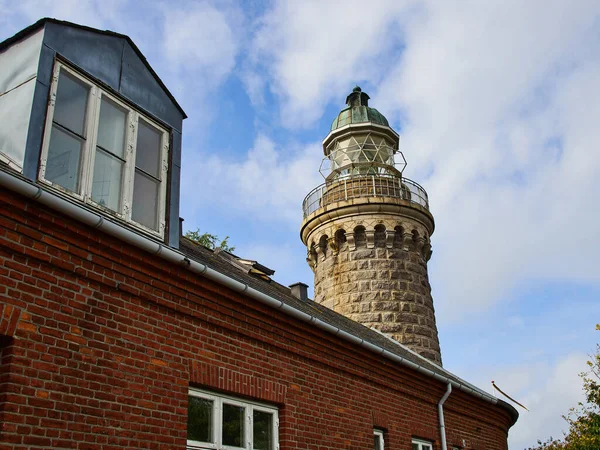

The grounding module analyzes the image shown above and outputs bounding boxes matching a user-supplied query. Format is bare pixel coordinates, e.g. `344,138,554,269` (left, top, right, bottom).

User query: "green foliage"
528,325,600,450
185,229,235,252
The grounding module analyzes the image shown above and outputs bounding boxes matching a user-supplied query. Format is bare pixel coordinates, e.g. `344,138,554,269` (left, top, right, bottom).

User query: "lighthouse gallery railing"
302,174,429,218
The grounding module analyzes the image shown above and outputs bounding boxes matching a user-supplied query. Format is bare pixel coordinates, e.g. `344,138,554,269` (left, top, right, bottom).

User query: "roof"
179,236,518,425
331,86,390,131
0,18,187,119
0,163,518,425
181,236,445,373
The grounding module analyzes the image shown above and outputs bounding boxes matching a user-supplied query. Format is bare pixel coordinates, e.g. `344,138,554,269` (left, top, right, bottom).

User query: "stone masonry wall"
308,215,442,365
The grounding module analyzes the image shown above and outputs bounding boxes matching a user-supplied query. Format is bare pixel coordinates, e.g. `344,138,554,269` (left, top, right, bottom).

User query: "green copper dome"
330,86,390,131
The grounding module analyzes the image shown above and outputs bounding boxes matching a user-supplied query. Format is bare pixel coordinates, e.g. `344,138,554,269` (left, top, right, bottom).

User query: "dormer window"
39,61,169,236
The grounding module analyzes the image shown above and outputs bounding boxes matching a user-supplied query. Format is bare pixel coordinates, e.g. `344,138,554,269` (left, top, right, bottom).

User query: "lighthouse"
301,87,442,365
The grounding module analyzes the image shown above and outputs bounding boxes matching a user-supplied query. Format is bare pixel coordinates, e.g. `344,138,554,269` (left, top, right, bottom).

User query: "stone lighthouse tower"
300,87,442,365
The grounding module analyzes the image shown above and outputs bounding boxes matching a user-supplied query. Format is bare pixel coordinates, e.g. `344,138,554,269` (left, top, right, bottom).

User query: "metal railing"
302,174,429,218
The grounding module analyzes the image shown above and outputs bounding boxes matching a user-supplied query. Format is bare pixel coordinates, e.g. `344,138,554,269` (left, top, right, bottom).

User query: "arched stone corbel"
346,232,356,251
385,230,396,249
327,237,339,255
365,230,375,249
415,235,426,255
421,238,431,260
307,249,317,269
315,244,326,262
402,231,414,251
424,244,433,261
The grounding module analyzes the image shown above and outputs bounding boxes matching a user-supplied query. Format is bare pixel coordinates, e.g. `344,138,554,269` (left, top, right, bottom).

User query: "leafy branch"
185,229,235,253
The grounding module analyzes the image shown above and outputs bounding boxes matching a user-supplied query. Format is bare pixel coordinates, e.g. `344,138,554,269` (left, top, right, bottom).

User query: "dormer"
0,19,186,246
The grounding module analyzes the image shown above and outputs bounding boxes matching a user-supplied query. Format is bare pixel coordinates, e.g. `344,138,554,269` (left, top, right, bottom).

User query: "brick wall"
0,186,513,449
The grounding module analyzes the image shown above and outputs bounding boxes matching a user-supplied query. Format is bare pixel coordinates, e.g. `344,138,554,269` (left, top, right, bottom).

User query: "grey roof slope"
180,236,447,375
179,237,518,424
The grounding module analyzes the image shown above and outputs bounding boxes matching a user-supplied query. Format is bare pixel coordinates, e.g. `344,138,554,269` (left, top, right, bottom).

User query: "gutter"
0,169,501,407
438,383,452,450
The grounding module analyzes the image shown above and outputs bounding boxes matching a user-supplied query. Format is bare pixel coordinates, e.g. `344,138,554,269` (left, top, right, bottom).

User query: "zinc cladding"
330,105,390,131
179,236,510,412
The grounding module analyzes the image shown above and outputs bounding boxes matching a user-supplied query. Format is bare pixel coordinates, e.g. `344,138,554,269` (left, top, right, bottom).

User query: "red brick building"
0,19,517,450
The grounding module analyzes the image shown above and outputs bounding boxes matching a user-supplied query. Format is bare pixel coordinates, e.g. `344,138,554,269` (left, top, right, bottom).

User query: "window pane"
132,170,158,230
374,436,380,450
136,120,161,177
97,97,126,158
45,125,83,192
412,444,420,450
222,403,245,447
54,71,89,135
187,396,213,443
91,149,123,211
253,410,273,450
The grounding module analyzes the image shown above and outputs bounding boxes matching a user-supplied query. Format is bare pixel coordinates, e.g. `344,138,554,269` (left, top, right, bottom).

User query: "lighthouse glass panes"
187,388,278,450
326,132,395,178
39,61,169,236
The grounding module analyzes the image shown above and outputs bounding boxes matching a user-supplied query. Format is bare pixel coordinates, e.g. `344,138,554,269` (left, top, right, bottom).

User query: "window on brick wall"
39,61,170,237
374,429,385,450
412,438,433,450
187,388,279,450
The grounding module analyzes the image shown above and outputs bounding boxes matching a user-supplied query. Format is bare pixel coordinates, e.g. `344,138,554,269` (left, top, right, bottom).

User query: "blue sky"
2,1,600,447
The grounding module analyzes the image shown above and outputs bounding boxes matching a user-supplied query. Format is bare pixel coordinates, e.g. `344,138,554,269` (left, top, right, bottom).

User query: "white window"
412,438,433,450
374,429,384,450
39,61,169,236
187,388,279,450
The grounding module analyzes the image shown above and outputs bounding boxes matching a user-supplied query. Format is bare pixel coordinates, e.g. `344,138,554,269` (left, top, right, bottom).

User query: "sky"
1,1,600,448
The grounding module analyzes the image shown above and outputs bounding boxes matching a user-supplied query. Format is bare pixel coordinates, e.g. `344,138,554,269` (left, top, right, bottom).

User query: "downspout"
438,383,452,450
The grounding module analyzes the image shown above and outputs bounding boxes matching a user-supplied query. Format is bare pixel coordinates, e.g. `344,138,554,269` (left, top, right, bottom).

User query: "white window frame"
374,429,385,450
187,388,279,450
412,438,433,450
39,60,169,237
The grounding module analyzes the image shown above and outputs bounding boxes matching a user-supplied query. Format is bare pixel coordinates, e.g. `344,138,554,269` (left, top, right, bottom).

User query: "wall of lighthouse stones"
306,213,442,365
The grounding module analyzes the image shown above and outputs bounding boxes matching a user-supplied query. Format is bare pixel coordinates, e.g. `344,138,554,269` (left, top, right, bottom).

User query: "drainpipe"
438,383,452,450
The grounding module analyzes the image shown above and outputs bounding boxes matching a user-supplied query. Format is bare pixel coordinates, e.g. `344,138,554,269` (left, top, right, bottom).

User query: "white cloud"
180,134,323,225
381,1,600,319
162,1,241,87
502,353,587,448
248,0,415,127
244,0,600,319
460,352,588,448
0,0,127,30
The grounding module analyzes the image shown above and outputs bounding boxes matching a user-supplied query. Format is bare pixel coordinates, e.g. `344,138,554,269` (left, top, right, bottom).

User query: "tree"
185,229,235,252
528,325,600,450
